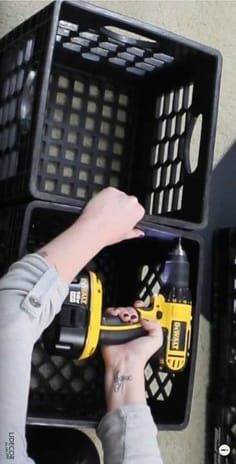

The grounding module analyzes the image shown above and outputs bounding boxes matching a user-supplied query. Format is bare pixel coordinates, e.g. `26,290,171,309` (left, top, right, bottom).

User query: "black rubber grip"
100,314,146,345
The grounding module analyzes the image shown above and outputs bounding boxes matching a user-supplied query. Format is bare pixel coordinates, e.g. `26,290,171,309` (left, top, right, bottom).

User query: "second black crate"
0,200,203,429
210,229,236,464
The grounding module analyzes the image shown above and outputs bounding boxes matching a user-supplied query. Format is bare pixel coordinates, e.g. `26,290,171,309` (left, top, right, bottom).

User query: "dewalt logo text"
171,321,181,350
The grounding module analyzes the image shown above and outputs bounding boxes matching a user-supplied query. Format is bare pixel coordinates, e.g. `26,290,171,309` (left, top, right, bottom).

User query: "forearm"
97,360,163,464
37,215,104,283
37,187,145,283
104,359,146,411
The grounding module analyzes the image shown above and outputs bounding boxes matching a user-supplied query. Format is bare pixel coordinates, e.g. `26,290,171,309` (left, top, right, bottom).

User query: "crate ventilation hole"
56,20,174,77
147,82,196,215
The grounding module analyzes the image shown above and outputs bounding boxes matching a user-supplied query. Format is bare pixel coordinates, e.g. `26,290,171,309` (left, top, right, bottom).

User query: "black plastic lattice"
30,344,106,421
39,68,131,200
56,19,174,77
212,230,236,463
37,68,195,212
0,201,200,427
0,38,35,174
53,20,189,211
0,3,53,183
214,408,236,464
147,83,194,215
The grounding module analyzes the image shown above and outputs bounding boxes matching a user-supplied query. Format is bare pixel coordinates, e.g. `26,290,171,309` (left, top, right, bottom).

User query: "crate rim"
64,0,223,61
19,198,204,247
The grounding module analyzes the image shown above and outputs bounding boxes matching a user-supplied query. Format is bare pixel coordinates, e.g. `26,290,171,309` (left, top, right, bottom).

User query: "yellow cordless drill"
43,239,192,373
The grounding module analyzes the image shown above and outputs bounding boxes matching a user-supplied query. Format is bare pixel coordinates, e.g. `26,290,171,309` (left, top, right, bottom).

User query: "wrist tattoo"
113,371,132,393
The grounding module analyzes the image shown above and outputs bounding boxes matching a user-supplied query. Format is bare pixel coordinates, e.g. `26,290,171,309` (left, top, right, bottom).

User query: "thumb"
124,228,145,241
141,319,163,347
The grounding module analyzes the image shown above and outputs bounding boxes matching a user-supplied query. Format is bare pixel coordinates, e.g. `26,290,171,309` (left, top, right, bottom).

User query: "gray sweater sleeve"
97,404,163,464
0,254,68,463
0,254,163,464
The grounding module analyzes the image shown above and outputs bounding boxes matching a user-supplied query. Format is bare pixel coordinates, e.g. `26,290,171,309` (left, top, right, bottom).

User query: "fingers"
122,307,139,323
141,319,163,349
133,300,144,308
124,228,145,241
105,302,145,323
129,194,145,212
106,307,120,316
105,306,139,323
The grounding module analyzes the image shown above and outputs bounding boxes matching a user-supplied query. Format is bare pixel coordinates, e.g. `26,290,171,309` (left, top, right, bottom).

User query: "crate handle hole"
101,26,158,48
184,114,202,174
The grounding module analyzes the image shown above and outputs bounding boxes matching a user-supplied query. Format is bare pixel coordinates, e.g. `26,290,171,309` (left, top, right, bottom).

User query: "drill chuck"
161,238,190,290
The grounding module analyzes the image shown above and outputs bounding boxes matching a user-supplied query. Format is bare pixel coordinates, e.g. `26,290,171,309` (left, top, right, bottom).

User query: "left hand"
79,187,145,247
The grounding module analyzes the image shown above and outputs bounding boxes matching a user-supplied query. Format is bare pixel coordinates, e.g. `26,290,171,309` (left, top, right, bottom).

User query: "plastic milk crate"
0,200,203,429
211,229,236,463
0,0,222,228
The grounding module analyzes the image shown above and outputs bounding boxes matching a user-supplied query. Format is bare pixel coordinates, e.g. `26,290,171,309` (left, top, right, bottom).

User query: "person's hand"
102,300,163,371
78,187,145,248
37,187,145,283
101,301,163,411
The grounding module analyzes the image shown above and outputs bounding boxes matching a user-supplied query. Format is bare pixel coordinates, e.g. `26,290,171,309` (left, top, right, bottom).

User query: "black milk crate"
0,1,222,228
211,229,236,463
0,200,203,429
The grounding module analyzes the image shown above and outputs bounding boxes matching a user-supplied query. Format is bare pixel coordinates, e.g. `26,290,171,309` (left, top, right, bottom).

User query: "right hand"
101,302,163,411
102,301,163,371
79,187,145,248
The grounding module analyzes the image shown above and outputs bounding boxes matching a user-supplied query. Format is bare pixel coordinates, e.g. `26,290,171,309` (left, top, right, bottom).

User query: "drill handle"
100,296,163,345
100,314,146,345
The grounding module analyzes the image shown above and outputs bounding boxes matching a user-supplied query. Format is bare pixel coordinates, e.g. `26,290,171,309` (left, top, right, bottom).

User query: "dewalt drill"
43,239,192,373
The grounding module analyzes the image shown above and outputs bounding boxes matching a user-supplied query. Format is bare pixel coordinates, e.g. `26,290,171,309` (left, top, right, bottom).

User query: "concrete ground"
0,1,236,463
